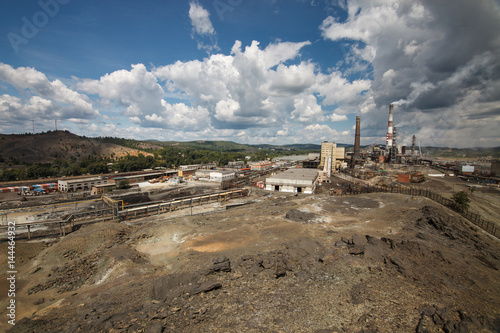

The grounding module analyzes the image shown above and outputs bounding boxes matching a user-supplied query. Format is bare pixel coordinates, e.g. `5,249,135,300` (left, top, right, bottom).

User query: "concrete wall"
265,183,315,194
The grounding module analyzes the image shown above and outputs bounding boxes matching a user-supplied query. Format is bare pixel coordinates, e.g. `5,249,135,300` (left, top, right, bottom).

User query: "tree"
0,168,26,181
452,191,470,212
118,179,131,189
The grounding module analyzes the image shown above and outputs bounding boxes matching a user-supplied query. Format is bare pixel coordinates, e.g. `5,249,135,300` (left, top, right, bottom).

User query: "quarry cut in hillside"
1,192,499,332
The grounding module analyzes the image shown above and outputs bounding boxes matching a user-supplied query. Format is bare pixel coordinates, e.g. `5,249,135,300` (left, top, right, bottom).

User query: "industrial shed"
58,177,107,192
265,169,319,194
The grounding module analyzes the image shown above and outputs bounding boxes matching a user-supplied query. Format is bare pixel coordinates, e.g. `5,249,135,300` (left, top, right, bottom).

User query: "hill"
252,143,322,151
104,138,325,153
157,140,255,152
0,131,152,165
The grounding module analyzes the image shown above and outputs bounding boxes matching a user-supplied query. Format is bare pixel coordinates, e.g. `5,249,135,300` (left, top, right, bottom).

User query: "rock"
207,256,231,275
34,298,45,305
146,322,164,333
350,283,371,304
275,261,287,278
341,236,354,245
349,246,365,256
152,272,198,301
295,270,311,280
416,232,429,240
384,256,405,273
285,209,317,223
352,234,368,246
190,282,222,295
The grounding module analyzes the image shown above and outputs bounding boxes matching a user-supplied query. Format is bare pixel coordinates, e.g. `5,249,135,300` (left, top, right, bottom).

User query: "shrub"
452,191,470,212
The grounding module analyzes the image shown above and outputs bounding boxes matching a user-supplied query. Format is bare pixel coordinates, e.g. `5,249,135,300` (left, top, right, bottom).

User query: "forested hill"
94,137,323,153
0,132,321,182
0,131,150,165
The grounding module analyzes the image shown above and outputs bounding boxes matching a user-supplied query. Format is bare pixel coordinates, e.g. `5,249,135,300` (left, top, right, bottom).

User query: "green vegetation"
0,140,319,182
118,179,131,190
94,136,145,150
451,191,471,212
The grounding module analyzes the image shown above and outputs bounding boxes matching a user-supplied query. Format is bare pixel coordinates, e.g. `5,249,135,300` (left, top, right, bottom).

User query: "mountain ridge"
0,131,153,165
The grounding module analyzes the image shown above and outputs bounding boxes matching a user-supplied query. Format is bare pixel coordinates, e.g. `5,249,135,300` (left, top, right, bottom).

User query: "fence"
0,207,116,240
330,179,499,239
118,189,249,220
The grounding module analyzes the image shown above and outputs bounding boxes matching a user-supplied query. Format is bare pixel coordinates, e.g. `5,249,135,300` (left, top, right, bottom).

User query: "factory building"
58,177,107,192
178,169,196,177
301,158,320,169
265,168,318,194
492,161,500,177
90,184,117,195
209,171,236,182
250,161,275,171
179,163,217,170
227,161,246,169
319,141,345,174
109,172,166,187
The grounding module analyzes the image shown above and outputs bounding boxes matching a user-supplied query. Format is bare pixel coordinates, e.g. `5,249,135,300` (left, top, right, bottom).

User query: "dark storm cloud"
321,0,500,146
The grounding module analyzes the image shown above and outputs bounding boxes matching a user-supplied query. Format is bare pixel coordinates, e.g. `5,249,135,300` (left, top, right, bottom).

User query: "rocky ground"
1,189,499,332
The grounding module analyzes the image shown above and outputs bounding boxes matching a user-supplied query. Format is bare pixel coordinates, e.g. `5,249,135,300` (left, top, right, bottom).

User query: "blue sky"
1,0,499,147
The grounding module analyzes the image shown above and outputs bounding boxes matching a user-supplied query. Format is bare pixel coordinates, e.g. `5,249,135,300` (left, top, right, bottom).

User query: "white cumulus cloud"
189,2,215,35
0,63,99,122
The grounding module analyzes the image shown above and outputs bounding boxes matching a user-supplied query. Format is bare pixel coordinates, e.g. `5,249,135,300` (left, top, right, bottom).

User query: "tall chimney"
354,116,361,158
386,104,394,153
411,135,416,156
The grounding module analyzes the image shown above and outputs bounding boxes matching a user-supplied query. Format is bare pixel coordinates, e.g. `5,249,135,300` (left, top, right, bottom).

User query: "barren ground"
1,186,499,332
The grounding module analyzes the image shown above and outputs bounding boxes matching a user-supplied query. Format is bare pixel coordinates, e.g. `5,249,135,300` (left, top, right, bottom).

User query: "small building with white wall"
58,176,107,192
210,171,236,182
265,168,318,194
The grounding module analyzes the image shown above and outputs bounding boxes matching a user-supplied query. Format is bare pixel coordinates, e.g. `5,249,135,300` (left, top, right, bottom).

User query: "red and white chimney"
386,104,394,153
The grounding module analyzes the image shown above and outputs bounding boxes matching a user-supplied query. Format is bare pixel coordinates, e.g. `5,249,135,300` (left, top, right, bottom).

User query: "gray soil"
1,191,499,332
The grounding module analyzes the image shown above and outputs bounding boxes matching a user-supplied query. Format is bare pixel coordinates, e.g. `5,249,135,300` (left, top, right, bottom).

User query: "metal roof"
266,168,319,185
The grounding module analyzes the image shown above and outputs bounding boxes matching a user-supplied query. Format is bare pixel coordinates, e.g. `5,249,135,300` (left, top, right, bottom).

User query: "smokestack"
411,135,416,156
354,116,361,158
390,126,398,163
386,104,394,153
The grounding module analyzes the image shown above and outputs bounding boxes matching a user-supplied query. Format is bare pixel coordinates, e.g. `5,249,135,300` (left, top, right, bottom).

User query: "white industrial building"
210,171,236,182
58,177,108,192
179,163,217,170
265,169,319,194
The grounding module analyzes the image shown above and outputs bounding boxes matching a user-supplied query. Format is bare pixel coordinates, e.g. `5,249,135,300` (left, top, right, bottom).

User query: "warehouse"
91,183,117,195
210,171,236,182
265,168,318,194
109,172,165,187
58,177,107,192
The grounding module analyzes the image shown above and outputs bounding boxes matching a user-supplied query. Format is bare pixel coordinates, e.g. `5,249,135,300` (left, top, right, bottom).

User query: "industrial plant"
0,105,499,333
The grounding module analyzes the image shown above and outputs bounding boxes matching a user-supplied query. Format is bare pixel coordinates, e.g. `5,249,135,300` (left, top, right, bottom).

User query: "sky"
0,0,499,148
